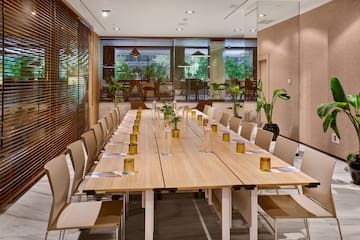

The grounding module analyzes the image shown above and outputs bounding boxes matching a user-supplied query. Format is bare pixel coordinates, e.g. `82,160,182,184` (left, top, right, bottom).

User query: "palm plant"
256,79,291,124
317,77,360,162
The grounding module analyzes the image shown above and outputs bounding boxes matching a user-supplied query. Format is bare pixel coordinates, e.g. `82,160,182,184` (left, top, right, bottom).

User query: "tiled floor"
1,146,359,240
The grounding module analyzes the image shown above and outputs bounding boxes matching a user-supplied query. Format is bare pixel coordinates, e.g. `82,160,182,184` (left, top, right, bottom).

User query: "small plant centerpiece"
317,77,360,184
256,79,291,140
170,114,181,138
159,102,175,121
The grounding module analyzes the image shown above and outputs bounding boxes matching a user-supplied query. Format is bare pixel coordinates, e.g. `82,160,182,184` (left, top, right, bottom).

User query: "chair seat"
259,194,332,219
54,200,122,230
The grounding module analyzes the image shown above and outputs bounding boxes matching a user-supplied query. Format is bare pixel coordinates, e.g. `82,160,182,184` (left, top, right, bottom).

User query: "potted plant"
210,83,245,118
256,79,291,140
317,77,360,184
108,80,128,105
159,102,175,121
170,114,181,138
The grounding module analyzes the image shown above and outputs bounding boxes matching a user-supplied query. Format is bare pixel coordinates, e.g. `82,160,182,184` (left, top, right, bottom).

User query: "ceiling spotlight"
185,10,195,14
176,28,184,32
233,28,241,32
250,29,257,32
101,9,111,17
31,11,36,16
113,27,120,31
259,13,266,17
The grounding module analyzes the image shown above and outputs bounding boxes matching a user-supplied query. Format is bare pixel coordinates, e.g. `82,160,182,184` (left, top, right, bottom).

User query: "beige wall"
258,0,360,160
257,16,300,140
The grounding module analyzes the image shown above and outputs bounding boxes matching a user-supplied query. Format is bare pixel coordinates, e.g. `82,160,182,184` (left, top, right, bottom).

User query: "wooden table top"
187,111,319,188
156,124,241,190
84,110,165,192
84,109,318,193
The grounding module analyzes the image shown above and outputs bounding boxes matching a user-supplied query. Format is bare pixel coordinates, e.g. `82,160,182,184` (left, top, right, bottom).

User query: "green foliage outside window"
224,55,252,80
184,56,208,81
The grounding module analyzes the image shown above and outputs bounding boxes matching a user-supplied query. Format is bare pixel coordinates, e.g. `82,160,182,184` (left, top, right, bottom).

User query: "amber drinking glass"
260,156,271,171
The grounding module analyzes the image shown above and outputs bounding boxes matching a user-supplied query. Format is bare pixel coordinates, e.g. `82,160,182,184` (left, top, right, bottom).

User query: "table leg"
249,187,258,240
145,190,154,240
221,187,231,240
208,189,213,205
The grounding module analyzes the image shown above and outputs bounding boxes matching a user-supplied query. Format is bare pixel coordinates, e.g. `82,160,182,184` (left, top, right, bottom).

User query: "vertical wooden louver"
0,0,89,207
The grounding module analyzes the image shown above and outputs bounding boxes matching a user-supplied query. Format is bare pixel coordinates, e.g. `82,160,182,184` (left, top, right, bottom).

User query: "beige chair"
193,100,212,112
254,128,273,151
273,136,298,165
240,122,255,141
98,118,110,143
114,107,122,124
212,109,222,122
111,109,120,127
258,148,343,240
66,140,86,196
219,112,230,127
105,113,115,134
81,130,98,174
203,104,211,115
229,116,241,134
259,136,299,194
44,154,123,240
91,123,105,156
207,106,214,119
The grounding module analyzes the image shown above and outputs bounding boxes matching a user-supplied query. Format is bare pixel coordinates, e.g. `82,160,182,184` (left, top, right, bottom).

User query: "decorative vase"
263,123,279,141
349,154,360,185
172,129,180,138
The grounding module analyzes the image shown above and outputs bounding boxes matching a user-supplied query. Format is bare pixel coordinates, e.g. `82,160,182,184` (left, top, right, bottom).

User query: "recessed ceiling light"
113,27,120,31
176,28,184,32
250,29,257,32
101,9,111,17
31,11,36,16
185,10,195,14
259,13,266,17
233,28,241,32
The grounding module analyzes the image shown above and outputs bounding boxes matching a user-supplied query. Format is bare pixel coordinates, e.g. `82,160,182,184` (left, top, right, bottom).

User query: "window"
114,48,170,81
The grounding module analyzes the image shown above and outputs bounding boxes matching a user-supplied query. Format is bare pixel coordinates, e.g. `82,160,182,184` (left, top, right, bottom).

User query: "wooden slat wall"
0,0,89,207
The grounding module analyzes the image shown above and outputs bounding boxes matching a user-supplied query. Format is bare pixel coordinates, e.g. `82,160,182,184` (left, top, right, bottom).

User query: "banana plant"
256,79,290,124
317,77,360,161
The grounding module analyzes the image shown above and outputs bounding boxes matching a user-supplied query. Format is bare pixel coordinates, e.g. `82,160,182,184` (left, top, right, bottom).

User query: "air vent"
258,19,274,24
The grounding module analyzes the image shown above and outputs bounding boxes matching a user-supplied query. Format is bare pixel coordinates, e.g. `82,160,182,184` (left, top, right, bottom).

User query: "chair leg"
336,218,343,240
274,219,278,240
44,231,48,240
304,218,310,239
115,226,119,240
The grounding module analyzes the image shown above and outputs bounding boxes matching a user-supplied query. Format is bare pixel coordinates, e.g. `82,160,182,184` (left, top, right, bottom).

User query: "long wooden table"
186,112,318,239
84,109,319,240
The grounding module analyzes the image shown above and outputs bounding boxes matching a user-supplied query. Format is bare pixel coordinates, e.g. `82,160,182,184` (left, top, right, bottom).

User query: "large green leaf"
264,103,271,114
356,115,360,124
273,89,290,100
322,109,340,137
348,94,360,110
317,102,336,118
330,77,348,106
256,98,264,112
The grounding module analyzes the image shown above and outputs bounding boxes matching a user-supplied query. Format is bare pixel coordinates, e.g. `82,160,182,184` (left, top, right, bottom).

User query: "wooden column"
88,31,100,125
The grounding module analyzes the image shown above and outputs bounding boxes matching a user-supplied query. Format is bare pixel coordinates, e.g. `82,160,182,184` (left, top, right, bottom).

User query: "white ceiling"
65,0,332,38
